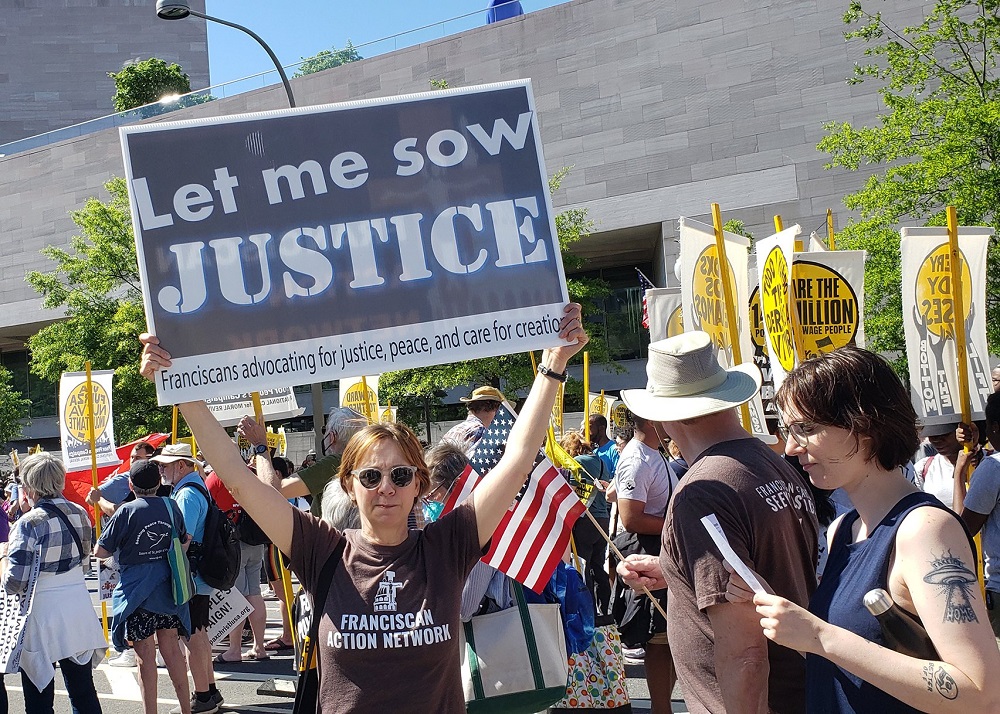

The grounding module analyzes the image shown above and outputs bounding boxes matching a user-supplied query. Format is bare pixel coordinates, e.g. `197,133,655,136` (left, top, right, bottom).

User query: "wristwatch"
537,363,568,383
252,443,268,455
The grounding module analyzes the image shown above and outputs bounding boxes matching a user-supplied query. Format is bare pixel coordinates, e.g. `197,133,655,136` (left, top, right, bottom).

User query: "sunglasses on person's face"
351,465,417,490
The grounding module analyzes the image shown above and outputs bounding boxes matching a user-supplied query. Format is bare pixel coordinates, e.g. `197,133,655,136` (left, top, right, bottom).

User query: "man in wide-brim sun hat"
616,331,819,714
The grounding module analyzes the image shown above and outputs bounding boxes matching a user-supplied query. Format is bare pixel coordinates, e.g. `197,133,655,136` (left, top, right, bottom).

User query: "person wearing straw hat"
152,443,222,714
617,331,818,714
441,385,506,455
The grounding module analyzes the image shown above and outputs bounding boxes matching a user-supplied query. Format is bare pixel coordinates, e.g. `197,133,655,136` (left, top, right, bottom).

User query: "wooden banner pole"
84,362,110,643
583,351,590,442
711,203,752,432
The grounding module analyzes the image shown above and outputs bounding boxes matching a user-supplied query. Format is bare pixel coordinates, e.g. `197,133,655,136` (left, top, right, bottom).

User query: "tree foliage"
26,178,173,441
380,167,611,422
820,0,1000,363
110,57,194,112
293,42,362,78
0,367,30,447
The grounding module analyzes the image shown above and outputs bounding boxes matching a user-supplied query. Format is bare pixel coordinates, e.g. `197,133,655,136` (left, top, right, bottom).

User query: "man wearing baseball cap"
441,386,506,455
152,443,222,713
617,332,818,714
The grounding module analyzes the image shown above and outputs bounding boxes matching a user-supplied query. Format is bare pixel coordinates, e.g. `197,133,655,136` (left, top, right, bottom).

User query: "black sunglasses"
351,465,417,490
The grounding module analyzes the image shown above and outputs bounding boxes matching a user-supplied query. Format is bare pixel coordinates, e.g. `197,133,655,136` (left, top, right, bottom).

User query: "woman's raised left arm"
471,303,588,547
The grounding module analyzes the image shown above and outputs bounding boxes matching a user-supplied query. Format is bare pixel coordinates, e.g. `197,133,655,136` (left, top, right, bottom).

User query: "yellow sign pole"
712,204,751,431
359,376,376,424
773,215,783,233
827,209,836,250
947,206,983,591
251,392,264,424
84,362,110,643
171,406,179,444
583,352,590,442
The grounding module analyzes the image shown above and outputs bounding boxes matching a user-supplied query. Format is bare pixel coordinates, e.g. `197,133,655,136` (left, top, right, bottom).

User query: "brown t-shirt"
290,502,483,713
660,438,818,714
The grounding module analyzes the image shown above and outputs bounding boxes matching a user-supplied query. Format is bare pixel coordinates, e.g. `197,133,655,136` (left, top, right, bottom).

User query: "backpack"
176,481,241,591
231,506,270,547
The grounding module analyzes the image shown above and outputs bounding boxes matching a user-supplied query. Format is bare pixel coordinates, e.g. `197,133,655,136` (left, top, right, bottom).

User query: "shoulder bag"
460,583,569,714
293,538,347,714
163,498,196,605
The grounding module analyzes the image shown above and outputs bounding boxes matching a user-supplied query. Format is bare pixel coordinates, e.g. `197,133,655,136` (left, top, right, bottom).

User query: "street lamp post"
155,0,296,108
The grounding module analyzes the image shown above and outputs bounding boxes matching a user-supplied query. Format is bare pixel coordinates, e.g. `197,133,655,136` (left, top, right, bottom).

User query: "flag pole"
711,203,752,432
84,362,110,642
583,352,590,442
584,509,667,620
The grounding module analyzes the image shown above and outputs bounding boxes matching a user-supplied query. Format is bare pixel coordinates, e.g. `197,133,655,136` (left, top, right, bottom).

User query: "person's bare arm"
751,508,1000,712
960,507,988,537
236,416,282,490
472,304,587,547
140,335,295,554
707,601,771,713
279,476,310,499
617,498,664,536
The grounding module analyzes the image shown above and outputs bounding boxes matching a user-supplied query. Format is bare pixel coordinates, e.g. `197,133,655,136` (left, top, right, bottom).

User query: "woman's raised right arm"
140,334,295,555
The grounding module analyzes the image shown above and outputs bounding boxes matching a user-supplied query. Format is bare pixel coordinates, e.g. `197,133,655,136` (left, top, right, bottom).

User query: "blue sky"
203,1,567,89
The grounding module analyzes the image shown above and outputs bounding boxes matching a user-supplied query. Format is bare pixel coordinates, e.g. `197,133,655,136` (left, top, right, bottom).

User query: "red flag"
62,433,170,512
443,403,585,593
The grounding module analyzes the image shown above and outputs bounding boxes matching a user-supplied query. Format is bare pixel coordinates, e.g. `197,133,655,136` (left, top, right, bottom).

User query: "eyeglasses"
777,421,817,447
352,465,417,490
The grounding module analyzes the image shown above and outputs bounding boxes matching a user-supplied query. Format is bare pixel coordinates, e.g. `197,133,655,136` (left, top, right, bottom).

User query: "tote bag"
552,624,631,710
164,498,195,606
460,584,568,714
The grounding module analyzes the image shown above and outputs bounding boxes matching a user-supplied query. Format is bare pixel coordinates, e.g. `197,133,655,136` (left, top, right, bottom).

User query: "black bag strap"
298,537,348,675
37,501,84,560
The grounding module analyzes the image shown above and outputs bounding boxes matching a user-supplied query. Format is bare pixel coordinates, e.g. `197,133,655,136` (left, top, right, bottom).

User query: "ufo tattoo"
923,551,978,624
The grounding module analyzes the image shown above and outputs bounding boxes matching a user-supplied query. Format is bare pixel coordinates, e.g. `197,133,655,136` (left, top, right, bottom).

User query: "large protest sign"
645,287,684,342
679,217,771,440
754,226,799,393
59,370,119,471
340,375,379,422
0,546,41,673
901,227,992,425
792,250,866,359
206,387,303,428
121,81,569,405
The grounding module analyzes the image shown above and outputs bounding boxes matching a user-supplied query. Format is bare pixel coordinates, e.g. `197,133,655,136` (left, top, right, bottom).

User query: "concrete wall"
0,0,927,341
0,0,209,146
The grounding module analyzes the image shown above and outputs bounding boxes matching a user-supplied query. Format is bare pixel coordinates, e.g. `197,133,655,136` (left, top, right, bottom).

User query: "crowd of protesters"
2,307,1000,713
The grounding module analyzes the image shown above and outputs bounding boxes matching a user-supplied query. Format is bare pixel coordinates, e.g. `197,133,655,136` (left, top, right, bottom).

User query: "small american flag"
439,403,585,593
637,268,655,330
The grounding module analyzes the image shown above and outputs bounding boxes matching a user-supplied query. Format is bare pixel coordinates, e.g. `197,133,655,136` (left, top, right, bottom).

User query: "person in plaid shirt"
3,452,107,713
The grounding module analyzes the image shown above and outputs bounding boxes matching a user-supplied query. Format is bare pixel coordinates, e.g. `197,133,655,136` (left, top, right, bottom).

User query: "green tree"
293,41,362,78
820,0,1000,364
380,168,610,427
26,178,172,441
110,57,195,112
0,366,30,447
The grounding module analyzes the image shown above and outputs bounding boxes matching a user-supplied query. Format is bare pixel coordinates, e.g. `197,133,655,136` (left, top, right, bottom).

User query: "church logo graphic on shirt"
373,570,404,612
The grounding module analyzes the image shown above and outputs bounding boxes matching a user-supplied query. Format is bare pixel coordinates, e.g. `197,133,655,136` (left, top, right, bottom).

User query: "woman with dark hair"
727,346,1000,713
138,303,587,713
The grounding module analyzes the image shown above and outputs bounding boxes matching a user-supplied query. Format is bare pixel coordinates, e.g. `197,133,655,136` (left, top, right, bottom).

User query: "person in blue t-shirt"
589,414,619,478
95,459,192,714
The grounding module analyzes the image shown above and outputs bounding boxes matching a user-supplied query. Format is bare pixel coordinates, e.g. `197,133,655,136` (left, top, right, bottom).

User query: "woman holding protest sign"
725,346,1000,713
138,302,588,713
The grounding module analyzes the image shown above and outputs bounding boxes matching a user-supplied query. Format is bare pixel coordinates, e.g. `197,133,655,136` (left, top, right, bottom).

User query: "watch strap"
537,363,568,383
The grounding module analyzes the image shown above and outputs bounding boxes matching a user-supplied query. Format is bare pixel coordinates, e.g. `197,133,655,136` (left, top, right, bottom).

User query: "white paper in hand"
700,513,766,595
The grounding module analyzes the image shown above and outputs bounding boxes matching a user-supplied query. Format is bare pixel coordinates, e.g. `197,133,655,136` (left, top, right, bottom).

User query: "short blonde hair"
20,452,66,500
337,423,431,498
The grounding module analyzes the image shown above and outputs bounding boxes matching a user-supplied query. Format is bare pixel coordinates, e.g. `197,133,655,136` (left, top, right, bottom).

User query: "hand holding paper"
700,513,767,596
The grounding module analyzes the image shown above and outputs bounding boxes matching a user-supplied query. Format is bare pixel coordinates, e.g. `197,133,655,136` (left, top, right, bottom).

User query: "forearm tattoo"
922,662,959,700
923,550,979,624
